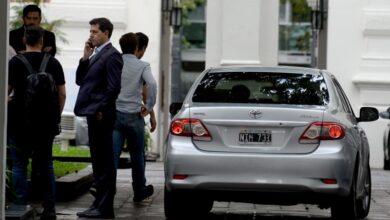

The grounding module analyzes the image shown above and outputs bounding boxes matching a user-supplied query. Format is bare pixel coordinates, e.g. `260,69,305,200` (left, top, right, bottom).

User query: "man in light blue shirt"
113,32,157,202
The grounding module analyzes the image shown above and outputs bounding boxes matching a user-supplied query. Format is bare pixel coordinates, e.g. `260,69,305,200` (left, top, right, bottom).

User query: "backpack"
16,53,61,135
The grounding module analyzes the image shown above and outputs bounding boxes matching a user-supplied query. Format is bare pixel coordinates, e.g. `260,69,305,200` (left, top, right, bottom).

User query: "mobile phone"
87,41,94,48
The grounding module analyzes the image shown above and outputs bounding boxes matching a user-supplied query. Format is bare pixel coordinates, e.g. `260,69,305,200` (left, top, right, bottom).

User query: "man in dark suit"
9,4,56,56
74,17,123,219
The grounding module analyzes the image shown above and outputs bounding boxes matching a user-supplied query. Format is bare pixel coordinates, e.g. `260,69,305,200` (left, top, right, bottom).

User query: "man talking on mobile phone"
74,17,123,219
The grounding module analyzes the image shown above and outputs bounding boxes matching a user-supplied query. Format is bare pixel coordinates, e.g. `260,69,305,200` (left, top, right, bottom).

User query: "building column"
157,6,172,160
206,0,279,67
0,1,10,218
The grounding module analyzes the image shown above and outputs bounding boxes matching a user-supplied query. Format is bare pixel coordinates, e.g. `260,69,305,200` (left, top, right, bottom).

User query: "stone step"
5,205,37,220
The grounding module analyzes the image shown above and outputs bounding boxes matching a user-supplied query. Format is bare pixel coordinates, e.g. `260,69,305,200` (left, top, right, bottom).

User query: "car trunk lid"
189,105,325,154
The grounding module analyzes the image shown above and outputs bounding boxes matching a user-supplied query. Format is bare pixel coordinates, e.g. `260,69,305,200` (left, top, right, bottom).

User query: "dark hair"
119,33,138,54
23,4,41,17
136,32,149,50
24,25,44,46
89,17,114,38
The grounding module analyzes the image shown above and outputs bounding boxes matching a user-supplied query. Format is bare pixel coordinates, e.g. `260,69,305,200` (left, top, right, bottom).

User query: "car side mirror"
358,107,379,122
380,107,390,119
169,102,183,116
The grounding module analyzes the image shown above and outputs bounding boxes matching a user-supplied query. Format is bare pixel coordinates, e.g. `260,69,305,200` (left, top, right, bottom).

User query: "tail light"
170,118,212,141
173,174,188,180
299,122,345,144
321,179,337,184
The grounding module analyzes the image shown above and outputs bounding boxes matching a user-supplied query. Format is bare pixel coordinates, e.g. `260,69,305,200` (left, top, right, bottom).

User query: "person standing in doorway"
9,4,57,56
113,32,157,202
74,17,123,219
8,25,66,220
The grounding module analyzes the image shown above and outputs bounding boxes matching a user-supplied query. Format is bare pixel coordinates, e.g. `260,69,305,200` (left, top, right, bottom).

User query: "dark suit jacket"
9,26,57,56
74,43,123,116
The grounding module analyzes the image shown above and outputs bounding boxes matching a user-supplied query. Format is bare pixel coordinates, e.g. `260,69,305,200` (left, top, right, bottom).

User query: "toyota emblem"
249,110,262,119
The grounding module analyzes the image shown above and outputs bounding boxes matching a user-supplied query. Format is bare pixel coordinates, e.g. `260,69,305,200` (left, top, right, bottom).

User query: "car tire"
331,169,358,220
384,130,390,170
357,166,371,218
384,158,390,170
164,186,213,220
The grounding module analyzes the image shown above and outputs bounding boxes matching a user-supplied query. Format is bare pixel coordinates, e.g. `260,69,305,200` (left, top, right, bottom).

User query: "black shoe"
41,209,56,220
76,208,114,219
89,186,97,197
133,185,154,202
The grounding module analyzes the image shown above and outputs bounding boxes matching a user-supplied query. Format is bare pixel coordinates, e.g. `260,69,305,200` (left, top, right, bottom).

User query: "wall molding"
220,60,261,66
352,73,390,89
363,9,390,36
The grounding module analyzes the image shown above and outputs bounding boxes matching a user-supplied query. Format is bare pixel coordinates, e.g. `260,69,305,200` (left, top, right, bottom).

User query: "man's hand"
96,111,103,121
150,113,156,132
82,39,94,61
140,106,149,117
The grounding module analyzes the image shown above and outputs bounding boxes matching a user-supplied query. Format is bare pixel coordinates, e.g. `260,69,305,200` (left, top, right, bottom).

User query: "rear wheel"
385,132,390,170
385,157,390,170
357,166,371,218
331,171,358,220
164,186,213,220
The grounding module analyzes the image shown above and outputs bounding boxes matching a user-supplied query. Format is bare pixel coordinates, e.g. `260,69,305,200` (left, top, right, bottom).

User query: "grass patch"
53,145,90,157
28,145,91,179
52,161,89,179
52,145,91,178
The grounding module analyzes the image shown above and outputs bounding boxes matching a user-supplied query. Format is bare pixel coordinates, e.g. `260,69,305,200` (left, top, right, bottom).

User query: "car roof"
207,65,322,75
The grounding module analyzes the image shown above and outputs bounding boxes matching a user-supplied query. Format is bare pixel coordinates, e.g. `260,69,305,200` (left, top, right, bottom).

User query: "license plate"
239,130,272,144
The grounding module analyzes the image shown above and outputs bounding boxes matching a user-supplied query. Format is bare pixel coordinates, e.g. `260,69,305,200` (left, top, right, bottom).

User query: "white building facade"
326,0,390,168
4,0,390,169
9,0,164,154
2,0,390,215
206,0,279,67
206,0,390,168
3,0,390,188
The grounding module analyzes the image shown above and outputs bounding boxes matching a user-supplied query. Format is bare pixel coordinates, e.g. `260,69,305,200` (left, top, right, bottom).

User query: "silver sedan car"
164,66,378,220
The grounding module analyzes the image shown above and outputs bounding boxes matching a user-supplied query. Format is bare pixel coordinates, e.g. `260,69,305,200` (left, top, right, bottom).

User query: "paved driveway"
56,162,390,219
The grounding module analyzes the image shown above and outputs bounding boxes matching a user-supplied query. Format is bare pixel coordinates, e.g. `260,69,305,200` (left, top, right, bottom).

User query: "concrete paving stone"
367,214,390,220
279,204,307,211
213,201,230,208
229,202,256,211
137,216,164,220
279,212,312,218
112,215,137,220
256,204,283,213
56,215,78,220
144,207,164,214
52,162,390,220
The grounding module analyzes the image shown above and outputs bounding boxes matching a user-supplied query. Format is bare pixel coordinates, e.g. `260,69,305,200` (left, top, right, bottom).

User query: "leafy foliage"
281,0,311,22
179,0,206,48
279,0,312,53
180,0,206,26
9,0,69,45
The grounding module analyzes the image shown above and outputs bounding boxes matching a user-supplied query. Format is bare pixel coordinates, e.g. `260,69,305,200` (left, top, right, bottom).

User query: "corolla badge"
249,110,262,119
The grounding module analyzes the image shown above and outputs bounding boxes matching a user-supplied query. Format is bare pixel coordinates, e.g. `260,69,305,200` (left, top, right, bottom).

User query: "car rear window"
192,72,329,105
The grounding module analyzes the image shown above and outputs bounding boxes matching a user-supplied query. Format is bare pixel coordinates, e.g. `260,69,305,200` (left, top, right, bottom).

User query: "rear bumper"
164,136,356,204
